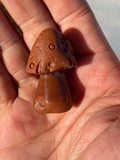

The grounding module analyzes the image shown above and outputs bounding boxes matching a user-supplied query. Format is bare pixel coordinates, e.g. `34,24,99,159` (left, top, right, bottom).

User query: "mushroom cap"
26,28,77,74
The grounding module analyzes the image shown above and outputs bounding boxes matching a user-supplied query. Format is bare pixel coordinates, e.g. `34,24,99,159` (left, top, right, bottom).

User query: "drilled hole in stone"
29,62,35,69
49,43,55,50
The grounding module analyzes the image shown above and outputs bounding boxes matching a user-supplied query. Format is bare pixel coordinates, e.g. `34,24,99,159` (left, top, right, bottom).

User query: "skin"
0,0,120,159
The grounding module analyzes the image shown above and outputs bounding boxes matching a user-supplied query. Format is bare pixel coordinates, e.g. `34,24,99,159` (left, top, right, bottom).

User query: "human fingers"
1,0,56,49
43,0,113,55
0,0,57,104
0,8,26,109
43,0,120,71
0,8,29,83
0,7,39,104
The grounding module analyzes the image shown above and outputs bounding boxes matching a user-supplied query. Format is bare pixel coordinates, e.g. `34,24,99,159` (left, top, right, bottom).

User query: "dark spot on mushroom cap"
29,62,35,69
49,43,55,50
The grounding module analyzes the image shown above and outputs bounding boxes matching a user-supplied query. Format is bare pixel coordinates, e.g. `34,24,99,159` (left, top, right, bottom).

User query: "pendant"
26,28,77,113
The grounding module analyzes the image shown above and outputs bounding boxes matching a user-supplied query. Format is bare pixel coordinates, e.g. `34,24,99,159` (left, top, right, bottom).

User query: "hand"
0,0,120,159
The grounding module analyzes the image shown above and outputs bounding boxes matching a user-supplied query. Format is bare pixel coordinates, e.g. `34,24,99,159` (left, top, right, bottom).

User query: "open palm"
0,0,120,159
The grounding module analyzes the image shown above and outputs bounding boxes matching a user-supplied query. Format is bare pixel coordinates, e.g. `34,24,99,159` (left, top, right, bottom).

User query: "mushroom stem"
34,71,72,113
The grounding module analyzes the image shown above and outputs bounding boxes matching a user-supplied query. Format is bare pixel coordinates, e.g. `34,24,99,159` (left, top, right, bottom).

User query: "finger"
1,0,56,49
0,0,56,104
43,0,113,54
0,8,39,104
0,9,19,107
42,1,120,66
0,8,29,83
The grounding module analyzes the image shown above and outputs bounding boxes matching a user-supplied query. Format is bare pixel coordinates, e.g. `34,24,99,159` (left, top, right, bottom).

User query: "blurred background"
87,0,120,59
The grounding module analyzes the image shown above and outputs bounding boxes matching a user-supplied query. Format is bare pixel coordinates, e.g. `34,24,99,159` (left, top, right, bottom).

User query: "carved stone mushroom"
26,28,77,113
